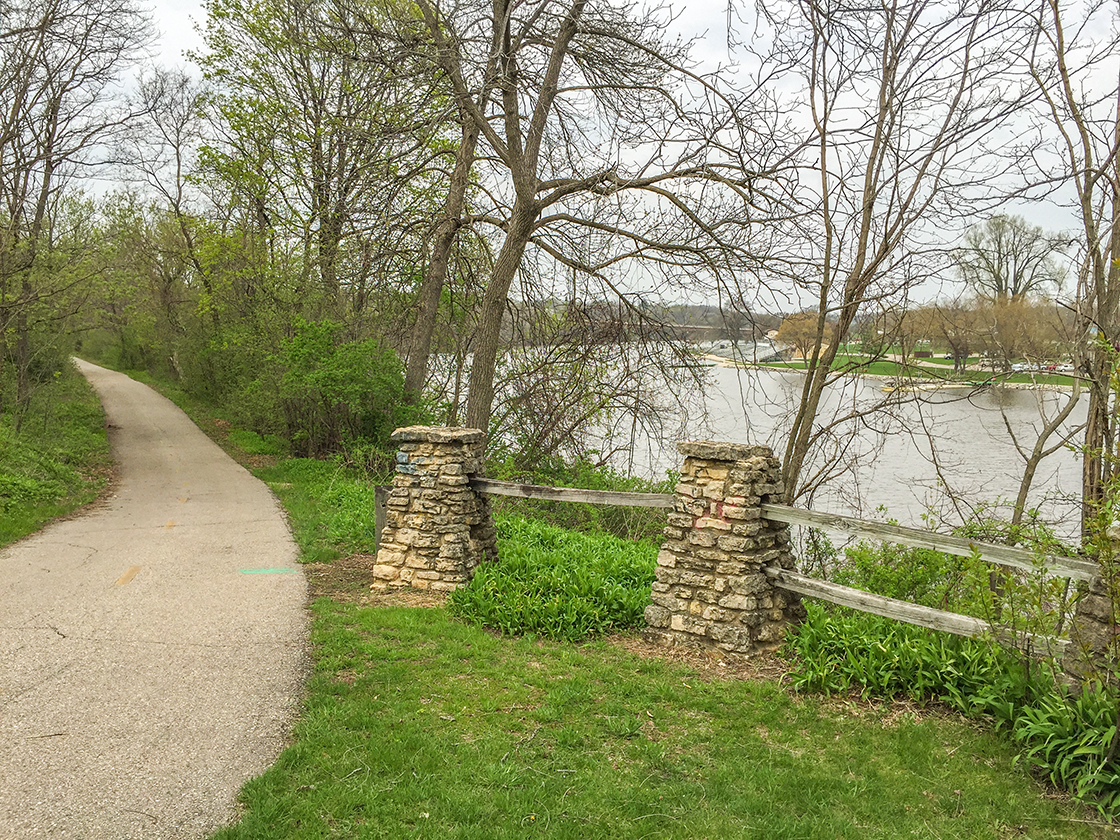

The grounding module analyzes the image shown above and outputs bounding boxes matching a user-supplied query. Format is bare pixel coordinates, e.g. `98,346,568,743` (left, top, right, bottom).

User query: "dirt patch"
307,554,448,608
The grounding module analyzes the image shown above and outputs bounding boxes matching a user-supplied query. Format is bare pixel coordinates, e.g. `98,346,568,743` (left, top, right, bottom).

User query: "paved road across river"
0,360,307,839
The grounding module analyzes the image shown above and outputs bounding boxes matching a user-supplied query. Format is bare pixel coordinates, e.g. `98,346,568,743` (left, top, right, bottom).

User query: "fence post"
643,441,804,656
370,426,498,592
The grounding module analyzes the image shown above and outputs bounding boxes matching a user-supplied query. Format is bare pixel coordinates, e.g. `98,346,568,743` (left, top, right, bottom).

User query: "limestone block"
718,594,755,611
645,605,671,628
656,549,677,568
702,605,727,622
678,571,713,588
375,550,406,568
717,535,750,552
708,623,753,650
371,564,400,580
670,614,706,635
666,512,693,528
688,531,718,548
696,517,733,531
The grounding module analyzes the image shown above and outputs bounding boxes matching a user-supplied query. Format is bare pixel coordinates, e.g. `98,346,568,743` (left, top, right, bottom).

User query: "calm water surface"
621,364,1085,538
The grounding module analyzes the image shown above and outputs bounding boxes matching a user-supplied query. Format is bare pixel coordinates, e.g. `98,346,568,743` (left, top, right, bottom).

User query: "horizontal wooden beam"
761,503,1098,582
766,567,1067,655
470,478,675,509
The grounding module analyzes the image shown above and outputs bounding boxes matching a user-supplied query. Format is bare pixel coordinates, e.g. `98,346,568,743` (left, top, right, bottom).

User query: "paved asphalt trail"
0,361,308,839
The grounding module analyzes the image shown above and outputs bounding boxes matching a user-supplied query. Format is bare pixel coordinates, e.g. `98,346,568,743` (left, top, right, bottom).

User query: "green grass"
211,601,1107,840
0,363,111,548
257,457,387,563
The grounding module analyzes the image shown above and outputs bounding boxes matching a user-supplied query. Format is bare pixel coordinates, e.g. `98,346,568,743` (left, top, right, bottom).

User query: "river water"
617,362,1086,539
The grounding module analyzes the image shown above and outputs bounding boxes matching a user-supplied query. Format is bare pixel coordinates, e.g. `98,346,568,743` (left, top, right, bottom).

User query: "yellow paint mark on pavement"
115,566,142,586
165,520,176,528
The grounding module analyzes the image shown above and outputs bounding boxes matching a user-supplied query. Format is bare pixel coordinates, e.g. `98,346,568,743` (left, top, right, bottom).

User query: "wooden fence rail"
470,478,675,509
465,480,1098,583
761,503,1099,582
764,567,1068,655
462,478,1094,649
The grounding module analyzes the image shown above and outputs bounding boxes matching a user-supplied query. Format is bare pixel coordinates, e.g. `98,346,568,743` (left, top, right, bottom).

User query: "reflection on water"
617,365,1085,538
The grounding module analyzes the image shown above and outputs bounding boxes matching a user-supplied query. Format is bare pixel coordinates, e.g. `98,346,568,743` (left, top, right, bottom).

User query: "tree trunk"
404,120,480,398
464,201,538,432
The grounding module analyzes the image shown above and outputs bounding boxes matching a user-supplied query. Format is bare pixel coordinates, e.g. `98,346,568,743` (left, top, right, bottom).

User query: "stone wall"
643,441,804,656
371,426,497,592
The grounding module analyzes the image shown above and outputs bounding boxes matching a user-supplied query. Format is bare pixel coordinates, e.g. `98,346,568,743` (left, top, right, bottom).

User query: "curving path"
0,361,308,839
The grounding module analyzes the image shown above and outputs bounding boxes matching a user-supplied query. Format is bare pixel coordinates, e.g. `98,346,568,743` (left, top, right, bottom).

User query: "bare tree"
747,0,1033,502
955,214,1068,302
1023,0,1120,535
413,0,779,433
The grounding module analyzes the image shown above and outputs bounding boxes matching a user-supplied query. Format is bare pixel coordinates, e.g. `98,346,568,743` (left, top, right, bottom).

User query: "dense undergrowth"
448,515,658,640
0,361,111,548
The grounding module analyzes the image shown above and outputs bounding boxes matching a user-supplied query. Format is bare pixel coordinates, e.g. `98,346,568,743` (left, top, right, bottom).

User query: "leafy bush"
1012,681,1120,819
449,515,658,641
234,319,427,462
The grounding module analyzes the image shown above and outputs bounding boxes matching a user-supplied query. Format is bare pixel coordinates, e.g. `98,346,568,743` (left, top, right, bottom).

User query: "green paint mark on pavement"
240,568,298,574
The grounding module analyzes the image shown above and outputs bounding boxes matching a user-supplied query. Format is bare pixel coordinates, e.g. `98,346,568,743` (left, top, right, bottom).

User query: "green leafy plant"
449,514,657,641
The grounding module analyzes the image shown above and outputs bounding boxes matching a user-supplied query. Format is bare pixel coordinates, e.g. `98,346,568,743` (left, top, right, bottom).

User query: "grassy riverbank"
0,362,112,549
65,367,1108,837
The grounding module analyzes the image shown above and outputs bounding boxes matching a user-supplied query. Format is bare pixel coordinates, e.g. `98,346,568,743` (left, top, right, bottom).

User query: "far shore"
699,352,1079,392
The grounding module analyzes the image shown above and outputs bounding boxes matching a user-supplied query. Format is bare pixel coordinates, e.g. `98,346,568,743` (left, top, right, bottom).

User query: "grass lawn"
0,362,112,549
211,599,1107,840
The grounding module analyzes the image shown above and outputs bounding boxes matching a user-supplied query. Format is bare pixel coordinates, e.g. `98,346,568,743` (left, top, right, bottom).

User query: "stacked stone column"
371,426,497,592
1062,572,1118,684
644,441,804,656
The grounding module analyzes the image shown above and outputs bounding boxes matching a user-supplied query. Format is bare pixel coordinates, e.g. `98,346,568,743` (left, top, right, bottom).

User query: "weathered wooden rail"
467,478,1096,650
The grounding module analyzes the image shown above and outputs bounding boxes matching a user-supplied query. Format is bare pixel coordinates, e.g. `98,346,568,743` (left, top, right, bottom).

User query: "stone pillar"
643,441,804,656
1062,572,1117,684
371,426,498,592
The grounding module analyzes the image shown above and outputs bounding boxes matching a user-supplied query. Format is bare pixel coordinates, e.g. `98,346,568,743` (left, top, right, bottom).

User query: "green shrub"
236,319,425,459
449,514,657,641
1012,681,1120,819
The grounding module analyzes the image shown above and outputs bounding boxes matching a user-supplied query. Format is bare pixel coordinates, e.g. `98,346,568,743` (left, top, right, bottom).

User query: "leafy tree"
0,0,150,414
955,214,1068,302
